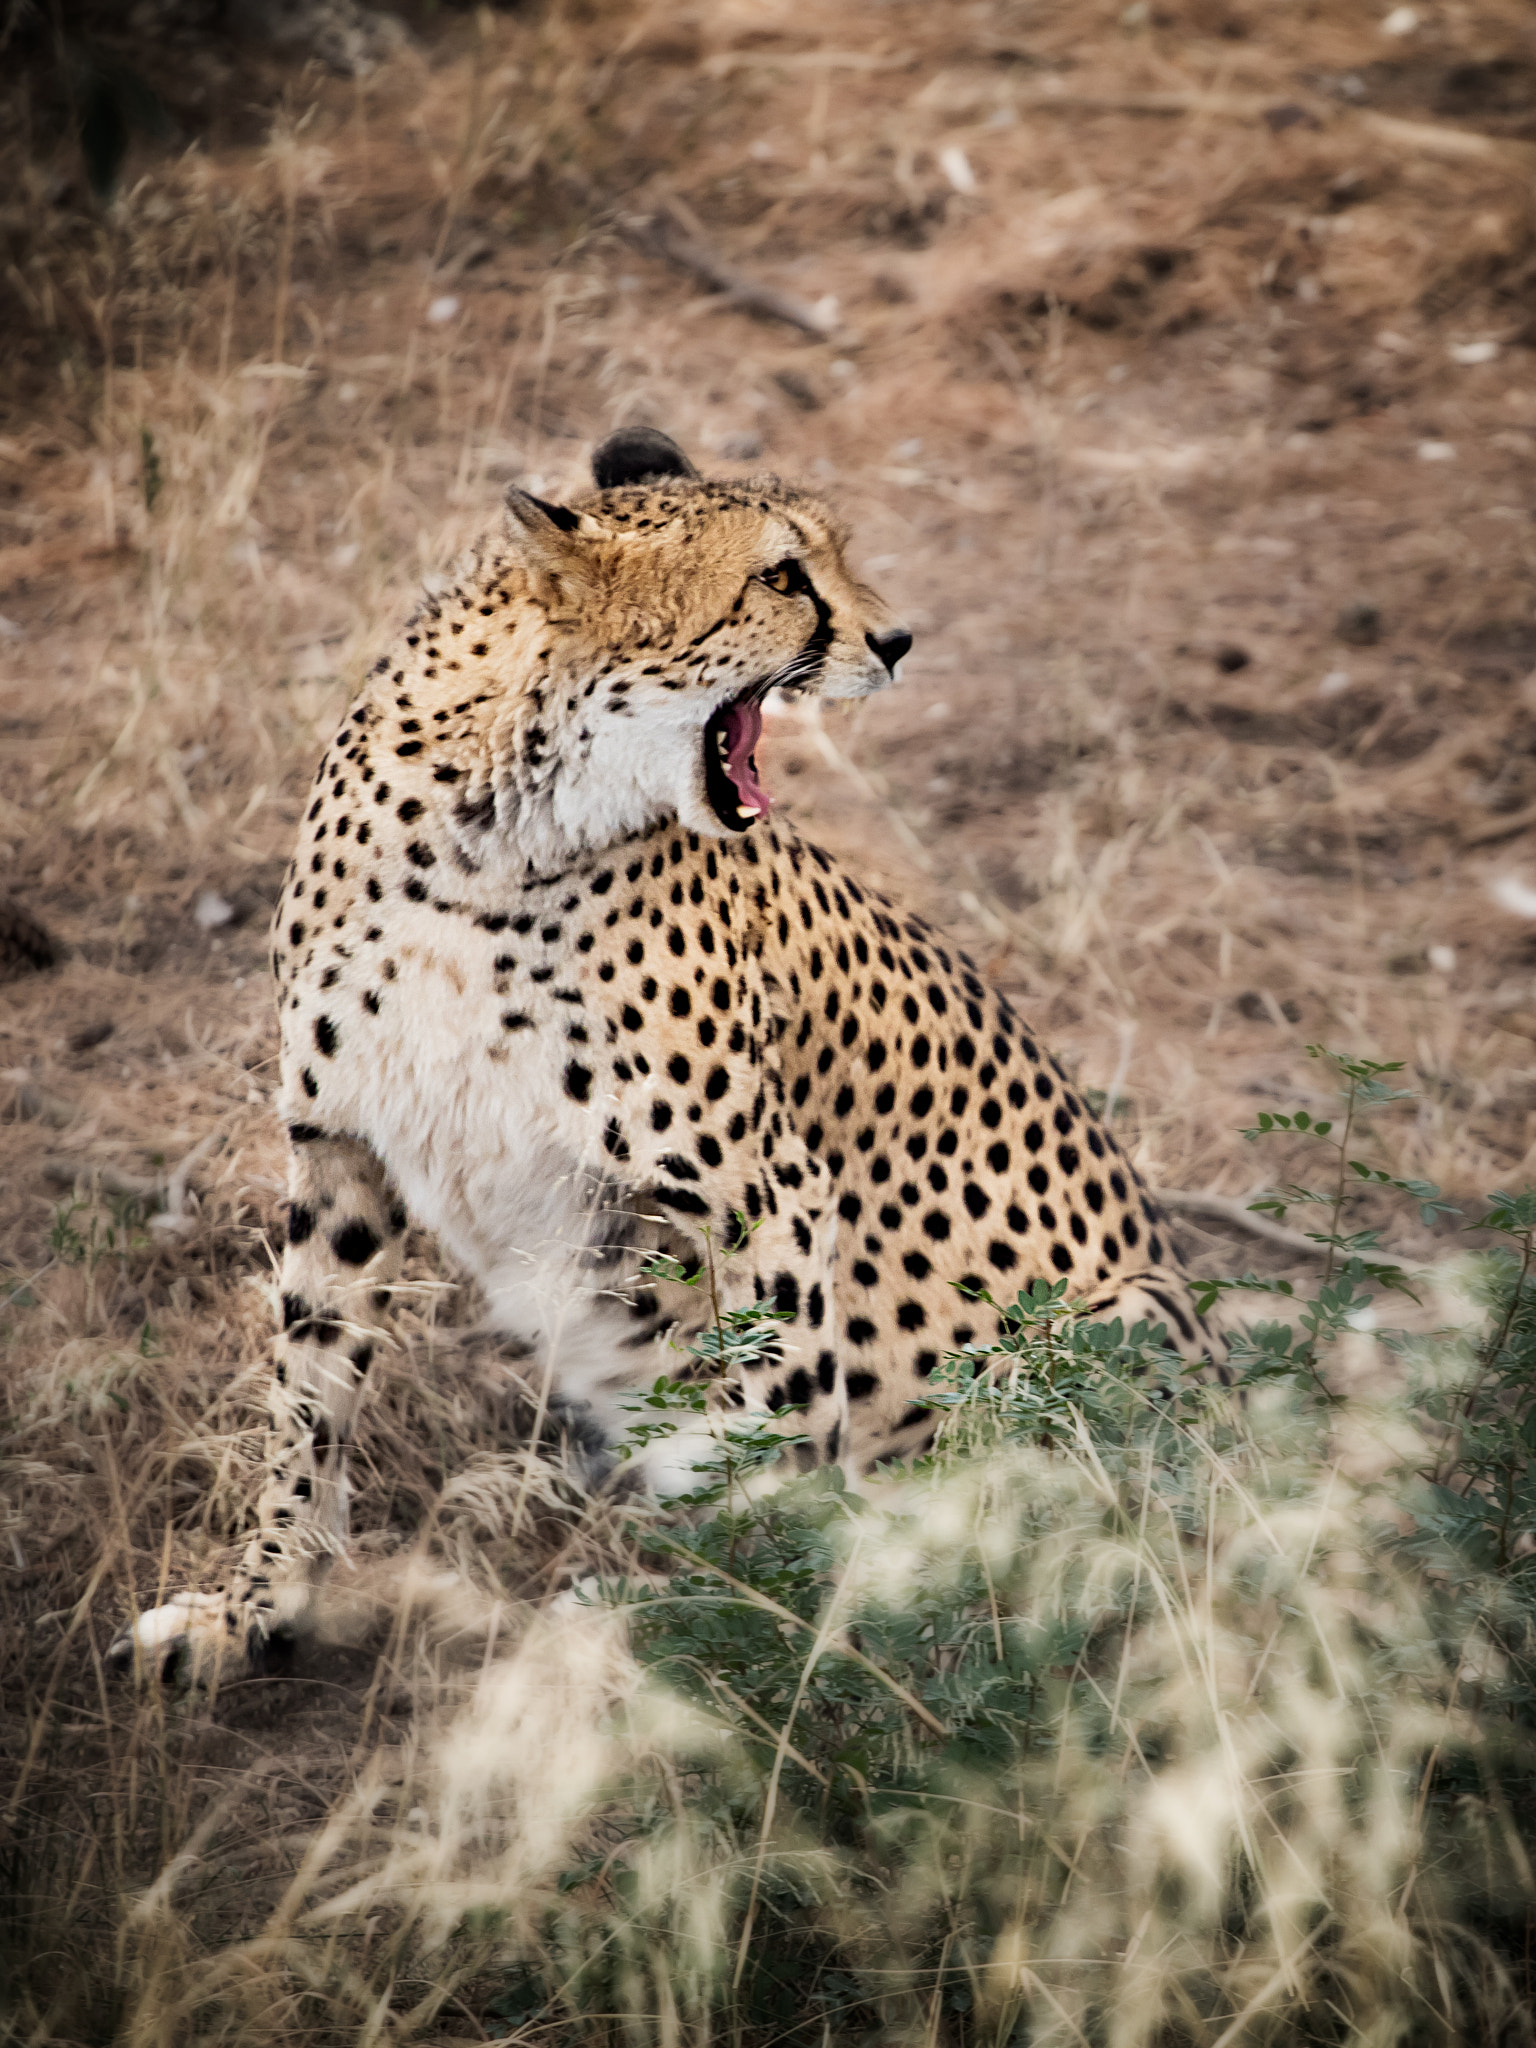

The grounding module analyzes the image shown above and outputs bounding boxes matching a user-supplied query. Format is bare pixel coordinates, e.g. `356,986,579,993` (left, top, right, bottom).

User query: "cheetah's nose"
867,627,913,676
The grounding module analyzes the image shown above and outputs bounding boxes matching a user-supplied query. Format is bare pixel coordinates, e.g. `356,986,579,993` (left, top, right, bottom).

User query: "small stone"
1427,945,1456,975
1450,340,1499,366
1319,669,1352,696
69,1020,115,1053
939,146,976,195
195,891,234,931
426,295,460,325
772,370,821,413
1214,645,1251,673
1417,440,1455,462
718,432,763,462
1336,601,1381,646
1236,990,1299,1024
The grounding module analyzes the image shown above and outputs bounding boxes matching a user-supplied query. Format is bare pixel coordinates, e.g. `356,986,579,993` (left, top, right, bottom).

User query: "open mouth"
703,693,770,832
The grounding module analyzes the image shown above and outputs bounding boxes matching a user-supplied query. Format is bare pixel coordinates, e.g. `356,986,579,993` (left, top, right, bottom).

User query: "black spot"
651,1099,673,1131
988,1240,1018,1272
288,1121,324,1144
332,1219,381,1265
314,1015,339,1057
301,1068,319,1099
963,1182,990,1220
705,1065,729,1100
397,798,424,823
847,1369,879,1398
564,1061,593,1102
286,1203,316,1247
923,1210,951,1241
896,1300,926,1331
846,1319,877,1348
502,1011,533,1031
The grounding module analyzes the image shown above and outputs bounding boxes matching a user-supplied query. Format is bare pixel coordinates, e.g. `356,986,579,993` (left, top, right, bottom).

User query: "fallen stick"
43,1157,161,1201
619,208,841,341
1154,1187,1331,1260
42,1127,228,1230
1462,799,1536,849
701,48,915,79
1005,89,1536,167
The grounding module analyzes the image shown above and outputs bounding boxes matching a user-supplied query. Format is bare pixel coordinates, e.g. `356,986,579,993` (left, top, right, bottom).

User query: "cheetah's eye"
761,558,811,597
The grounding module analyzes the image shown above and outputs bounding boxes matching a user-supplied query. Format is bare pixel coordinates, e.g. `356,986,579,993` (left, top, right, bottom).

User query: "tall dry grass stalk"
9,1398,1529,2047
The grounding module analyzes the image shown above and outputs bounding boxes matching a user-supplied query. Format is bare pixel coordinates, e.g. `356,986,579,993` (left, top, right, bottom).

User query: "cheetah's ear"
502,487,592,573
590,427,699,491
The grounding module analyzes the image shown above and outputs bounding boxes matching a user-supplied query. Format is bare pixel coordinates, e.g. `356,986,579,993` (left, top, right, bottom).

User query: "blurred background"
4,0,1536,1234
3,0,1536,2031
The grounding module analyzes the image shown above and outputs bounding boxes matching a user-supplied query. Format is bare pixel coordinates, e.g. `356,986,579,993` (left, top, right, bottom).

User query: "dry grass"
4,0,1536,2038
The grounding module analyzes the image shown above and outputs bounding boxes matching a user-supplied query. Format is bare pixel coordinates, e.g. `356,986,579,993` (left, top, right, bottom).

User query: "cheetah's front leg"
658,1145,849,1483
110,1130,405,1681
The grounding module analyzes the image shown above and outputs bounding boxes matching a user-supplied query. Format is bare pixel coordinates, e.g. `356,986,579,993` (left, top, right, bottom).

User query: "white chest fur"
282,883,685,1420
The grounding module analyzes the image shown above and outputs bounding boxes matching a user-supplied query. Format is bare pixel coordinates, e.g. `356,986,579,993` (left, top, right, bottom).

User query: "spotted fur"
110,428,1215,1679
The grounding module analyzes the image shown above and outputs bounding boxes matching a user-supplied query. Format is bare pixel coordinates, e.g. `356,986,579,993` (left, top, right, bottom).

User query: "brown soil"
3,0,1536,2033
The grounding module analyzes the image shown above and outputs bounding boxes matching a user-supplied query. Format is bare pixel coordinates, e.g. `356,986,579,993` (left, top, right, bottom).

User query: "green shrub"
449,1051,1536,2044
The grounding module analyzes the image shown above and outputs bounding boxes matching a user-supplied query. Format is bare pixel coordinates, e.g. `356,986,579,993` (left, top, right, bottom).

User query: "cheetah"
111,426,1215,1678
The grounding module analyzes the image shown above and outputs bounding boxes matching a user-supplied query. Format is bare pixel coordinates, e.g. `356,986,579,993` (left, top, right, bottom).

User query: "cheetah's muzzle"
704,692,769,831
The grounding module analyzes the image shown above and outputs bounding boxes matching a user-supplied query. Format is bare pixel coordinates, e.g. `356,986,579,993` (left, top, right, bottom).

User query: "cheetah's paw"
106,1592,239,1686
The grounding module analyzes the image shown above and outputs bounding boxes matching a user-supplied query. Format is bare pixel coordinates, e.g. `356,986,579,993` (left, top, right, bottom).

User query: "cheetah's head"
490,429,911,849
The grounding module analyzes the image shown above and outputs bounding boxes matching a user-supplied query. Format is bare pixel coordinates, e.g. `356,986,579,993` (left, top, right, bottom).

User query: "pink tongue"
723,699,770,814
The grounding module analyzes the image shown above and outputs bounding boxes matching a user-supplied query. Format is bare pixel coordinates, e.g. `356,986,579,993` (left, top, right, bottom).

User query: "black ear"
591,427,700,491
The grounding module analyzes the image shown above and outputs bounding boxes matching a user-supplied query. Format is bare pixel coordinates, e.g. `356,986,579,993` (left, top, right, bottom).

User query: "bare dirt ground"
3,0,1536,2033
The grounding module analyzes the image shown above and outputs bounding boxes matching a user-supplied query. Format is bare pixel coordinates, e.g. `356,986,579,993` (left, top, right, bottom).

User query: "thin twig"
648,1541,949,1737
1153,1187,1332,1261
1003,89,1536,166
1462,799,1536,849
618,207,842,341
42,1127,228,1225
